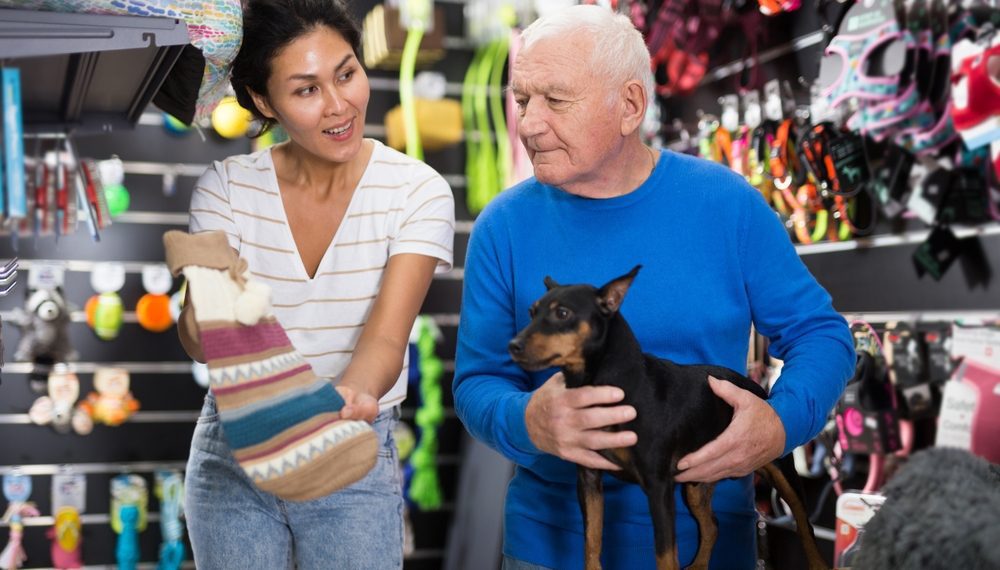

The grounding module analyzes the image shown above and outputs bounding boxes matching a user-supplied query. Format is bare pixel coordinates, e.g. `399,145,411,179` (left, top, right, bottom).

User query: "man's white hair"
520,4,654,104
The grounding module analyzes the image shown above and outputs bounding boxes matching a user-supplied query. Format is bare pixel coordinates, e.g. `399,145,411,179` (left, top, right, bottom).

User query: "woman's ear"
247,87,275,120
619,80,647,137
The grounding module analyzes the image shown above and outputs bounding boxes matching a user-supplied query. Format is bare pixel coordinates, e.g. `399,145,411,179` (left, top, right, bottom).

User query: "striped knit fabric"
201,316,377,499
164,230,377,502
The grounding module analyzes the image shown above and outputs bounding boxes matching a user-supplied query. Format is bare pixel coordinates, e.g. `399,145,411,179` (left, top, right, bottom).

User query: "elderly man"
453,5,854,569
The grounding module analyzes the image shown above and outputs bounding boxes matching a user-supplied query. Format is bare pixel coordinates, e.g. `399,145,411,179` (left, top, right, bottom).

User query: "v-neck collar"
265,140,381,282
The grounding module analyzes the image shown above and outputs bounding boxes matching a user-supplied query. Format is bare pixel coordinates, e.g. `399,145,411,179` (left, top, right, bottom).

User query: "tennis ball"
136,294,173,333
104,184,130,217
211,96,253,139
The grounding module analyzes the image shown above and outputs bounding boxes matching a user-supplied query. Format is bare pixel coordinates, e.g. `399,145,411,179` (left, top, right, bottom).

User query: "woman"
181,1,455,567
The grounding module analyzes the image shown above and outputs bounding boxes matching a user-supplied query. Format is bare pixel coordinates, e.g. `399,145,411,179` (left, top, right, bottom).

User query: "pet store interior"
0,0,999,569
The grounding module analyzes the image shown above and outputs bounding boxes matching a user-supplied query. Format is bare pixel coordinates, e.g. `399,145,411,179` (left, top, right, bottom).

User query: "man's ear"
543,276,560,290
597,265,641,314
619,80,648,137
247,87,275,120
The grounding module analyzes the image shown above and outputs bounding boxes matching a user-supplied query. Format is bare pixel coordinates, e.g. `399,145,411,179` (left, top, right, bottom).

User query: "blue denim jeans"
184,394,404,569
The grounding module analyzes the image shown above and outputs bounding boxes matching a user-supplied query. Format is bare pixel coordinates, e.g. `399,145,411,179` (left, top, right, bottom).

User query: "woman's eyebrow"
286,54,354,82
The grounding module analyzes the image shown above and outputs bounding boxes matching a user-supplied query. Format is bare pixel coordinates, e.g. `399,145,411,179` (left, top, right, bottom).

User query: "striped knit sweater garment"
199,314,376,500
165,231,377,502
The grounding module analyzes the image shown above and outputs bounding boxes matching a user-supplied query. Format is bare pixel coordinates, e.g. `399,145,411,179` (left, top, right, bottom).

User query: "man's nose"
518,99,547,138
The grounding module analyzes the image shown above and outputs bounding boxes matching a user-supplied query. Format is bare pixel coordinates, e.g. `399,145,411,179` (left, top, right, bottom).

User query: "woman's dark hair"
230,0,362,136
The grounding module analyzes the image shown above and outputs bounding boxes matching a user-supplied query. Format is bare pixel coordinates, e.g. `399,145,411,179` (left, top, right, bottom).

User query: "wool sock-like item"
163,230,378,501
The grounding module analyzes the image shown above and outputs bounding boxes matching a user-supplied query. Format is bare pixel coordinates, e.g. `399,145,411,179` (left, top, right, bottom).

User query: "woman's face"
253,25,370,164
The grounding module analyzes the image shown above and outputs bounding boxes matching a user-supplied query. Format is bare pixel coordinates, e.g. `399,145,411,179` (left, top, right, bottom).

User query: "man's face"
511,34,622,192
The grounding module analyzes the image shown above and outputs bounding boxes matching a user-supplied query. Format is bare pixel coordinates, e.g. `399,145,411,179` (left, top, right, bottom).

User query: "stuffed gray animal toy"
853,447,1000,569
12,287,77,363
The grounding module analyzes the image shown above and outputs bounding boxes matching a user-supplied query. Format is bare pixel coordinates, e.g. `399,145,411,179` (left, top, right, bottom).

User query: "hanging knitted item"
163,230,377,501
407,316,444,510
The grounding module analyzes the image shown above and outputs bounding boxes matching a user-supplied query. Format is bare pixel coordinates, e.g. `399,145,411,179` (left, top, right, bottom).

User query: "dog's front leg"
578,466,604,570
646,478,680,570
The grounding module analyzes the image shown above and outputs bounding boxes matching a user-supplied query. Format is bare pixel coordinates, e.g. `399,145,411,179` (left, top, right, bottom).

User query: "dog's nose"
508,338,525,356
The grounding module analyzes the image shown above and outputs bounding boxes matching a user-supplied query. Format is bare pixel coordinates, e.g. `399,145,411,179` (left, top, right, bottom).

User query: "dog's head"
508,265,641,374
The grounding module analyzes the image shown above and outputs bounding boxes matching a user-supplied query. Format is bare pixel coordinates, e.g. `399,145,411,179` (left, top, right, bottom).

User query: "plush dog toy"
852,447,1000,569
12,287,76,363
79,368,140,427
28,367,93,435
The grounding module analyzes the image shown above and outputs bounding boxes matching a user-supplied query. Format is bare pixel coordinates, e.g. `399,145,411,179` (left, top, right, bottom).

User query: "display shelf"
0,359,458,375
0,410,199,424
795,224,1000,256
0,460,186,476
841,310,1000,325
0,8,188,134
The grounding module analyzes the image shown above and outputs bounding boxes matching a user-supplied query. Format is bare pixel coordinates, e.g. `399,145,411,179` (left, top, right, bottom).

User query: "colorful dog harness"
822,20,906,111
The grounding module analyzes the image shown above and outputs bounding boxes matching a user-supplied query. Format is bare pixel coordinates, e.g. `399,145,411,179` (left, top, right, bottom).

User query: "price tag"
53,470,87,513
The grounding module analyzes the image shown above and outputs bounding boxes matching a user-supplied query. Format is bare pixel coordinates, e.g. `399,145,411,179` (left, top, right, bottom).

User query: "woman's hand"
335,381,380,424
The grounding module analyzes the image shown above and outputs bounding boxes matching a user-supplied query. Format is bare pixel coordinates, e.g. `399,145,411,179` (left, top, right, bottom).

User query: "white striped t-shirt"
189,139,455,409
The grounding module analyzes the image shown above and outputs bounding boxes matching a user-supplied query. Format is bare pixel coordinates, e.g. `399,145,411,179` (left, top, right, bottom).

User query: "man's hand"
674,375,785,483
336,382,380,424
525,372,638,470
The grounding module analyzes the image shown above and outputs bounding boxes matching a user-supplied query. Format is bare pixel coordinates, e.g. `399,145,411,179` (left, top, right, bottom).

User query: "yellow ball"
211,96,253,139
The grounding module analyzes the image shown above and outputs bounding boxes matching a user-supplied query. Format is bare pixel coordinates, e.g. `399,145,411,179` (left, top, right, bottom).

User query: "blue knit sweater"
454,150,855,569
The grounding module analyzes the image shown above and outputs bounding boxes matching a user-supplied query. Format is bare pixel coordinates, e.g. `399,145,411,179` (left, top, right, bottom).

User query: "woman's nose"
324,89,347,115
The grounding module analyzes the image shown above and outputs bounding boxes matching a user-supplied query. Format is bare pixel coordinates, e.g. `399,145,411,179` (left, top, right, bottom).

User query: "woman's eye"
339,70,354,82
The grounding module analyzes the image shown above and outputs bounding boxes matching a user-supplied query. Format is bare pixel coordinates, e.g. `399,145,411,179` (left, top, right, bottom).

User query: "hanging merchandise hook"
0,257,19,297
64,139,104,242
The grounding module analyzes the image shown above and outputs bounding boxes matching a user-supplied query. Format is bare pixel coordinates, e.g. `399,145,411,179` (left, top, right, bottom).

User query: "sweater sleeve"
739,188,856,455
453,212,545,467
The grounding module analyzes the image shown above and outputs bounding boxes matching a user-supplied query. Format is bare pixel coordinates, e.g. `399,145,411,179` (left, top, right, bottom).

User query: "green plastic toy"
408,316,444,510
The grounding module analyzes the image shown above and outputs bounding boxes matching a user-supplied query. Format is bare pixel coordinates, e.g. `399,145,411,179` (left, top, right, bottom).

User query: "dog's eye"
554,307,571,320
528,305,537,318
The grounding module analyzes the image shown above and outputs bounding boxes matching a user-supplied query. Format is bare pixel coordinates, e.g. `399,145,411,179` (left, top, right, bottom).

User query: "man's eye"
547,97,565,105
554,307,571,320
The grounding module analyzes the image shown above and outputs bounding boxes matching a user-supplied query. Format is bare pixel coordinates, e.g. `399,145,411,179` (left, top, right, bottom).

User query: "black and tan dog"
507,266,828,570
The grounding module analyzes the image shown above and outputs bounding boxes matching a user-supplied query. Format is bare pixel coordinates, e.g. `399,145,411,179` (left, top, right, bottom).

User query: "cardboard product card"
936,360,1000,464
887,322,925,387
950,325,1000,371
923,325,954,382
835,492,887,568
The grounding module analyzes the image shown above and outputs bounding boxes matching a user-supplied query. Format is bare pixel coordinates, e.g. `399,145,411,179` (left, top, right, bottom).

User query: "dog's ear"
543,276,560,290
597,265,641,315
